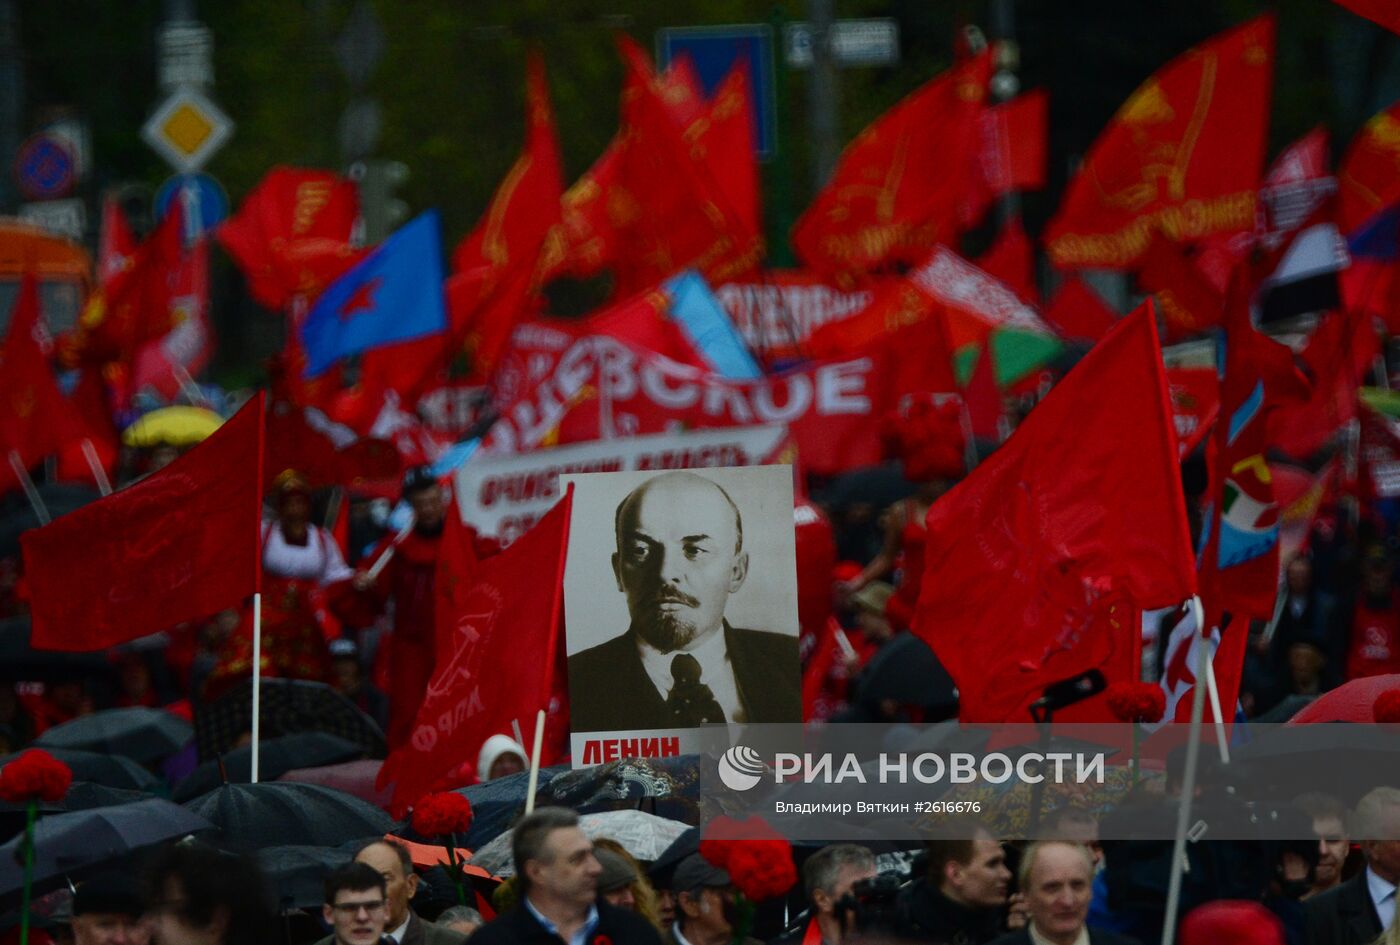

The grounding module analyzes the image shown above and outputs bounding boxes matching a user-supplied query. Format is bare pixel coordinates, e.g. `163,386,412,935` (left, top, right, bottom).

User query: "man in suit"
1306,787,1400,945
988,842,1141,945
568,471,800,732
353,840,466,945
321,863,390,945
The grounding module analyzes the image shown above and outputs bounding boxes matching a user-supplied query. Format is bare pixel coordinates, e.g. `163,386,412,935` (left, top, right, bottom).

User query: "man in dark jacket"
471,807,662,945
987,842,1141,945
893,826,1017,944
352,840,466,945
1305,787,1400,945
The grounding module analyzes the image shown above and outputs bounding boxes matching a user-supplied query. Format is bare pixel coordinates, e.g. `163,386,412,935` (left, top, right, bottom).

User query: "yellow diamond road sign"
142,88,233,173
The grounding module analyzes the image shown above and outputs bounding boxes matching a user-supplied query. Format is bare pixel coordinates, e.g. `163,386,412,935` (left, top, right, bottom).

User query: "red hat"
1180,901,1284,945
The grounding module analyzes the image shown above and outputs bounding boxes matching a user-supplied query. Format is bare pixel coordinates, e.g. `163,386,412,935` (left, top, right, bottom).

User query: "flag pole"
1160,631,1210,945
251,393,267,784
524,708,546,816
1190,596,1230,763
79,439,112,496
8,452,49,525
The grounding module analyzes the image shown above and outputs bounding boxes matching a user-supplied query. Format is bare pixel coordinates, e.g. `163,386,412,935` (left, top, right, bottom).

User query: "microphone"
1029,669,1108,716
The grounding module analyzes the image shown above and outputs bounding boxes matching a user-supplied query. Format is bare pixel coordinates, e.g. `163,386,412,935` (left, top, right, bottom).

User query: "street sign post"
783,19,900,69
141,87,234,173
656,24,777,159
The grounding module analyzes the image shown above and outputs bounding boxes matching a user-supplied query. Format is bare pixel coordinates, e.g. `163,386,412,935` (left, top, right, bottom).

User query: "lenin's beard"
633,589,704,652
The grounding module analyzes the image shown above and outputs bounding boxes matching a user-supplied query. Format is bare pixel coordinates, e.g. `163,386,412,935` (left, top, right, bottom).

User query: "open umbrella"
1233,724,1400,805
196,679,385,762
0,799,210,895
470,809,692,877
37,708,192,765
279,759,390,810
0,783,150,844
172,733,365,802
121,406,223,447
183,782,396,853
1287,674,1400,723
837,632,958,719
1,748,162,793
257,844,358,910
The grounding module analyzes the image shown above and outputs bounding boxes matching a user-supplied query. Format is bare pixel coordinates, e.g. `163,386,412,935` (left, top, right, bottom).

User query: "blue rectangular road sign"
656,24,777,160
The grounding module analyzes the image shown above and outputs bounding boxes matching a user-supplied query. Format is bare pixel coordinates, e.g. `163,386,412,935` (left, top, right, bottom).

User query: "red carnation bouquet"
0,750,72,945
410,792,474,905
1105,682,1166,785
1375,690,1400,723
700,816,797,942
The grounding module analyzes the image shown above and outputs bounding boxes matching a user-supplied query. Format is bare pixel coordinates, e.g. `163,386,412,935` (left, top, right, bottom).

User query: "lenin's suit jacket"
1305,873,1382,945
567,624,800,731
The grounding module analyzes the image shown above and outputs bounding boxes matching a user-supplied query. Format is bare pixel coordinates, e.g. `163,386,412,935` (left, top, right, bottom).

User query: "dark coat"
315,912,467,945
567,624,800,732
470,901,663,945
1304,872,1382,945
986,928,1143,945
892,879,1006,945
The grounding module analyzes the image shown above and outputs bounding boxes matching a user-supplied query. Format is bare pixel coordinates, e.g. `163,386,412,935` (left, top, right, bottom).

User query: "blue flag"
663,270,762,379
300,211,448,378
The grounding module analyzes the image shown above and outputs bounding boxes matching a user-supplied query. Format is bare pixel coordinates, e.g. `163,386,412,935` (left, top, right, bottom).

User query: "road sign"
784,19,901,69
158,21,214,89
656,24,777,159
19,199,86,241
141,87,234,173
14,133,76,201
155,173,229,238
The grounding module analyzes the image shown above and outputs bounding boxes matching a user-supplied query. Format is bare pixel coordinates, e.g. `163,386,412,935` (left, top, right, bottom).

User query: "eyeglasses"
330,900,386,917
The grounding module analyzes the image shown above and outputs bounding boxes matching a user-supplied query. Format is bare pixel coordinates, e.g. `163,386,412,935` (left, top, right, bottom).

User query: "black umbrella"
438,767,565,850
196,679,385,762
183,782,396,853
0,617,115,684
0,782,150,843
843,632,958,716
257,843,360,910
0,798,211,895
0,748,162,793
173,733,365,802
36,708,192,765
1234,723,1400,805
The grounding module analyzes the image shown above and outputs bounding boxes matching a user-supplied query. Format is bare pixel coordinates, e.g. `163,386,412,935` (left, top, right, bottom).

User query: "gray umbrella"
37,708,192,765
472,809,691,877
0,798,211,894
0,748,163,793
183,782,396,853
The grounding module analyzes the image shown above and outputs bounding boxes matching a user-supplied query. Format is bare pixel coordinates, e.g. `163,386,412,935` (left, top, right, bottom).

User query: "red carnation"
699,816,797,903
410,792,474,837
1374,690,1400,723
1105,682,1166,724
0,749,72,804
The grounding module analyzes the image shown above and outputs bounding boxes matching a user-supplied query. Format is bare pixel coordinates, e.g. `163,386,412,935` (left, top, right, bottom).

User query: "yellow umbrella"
121,406,225,448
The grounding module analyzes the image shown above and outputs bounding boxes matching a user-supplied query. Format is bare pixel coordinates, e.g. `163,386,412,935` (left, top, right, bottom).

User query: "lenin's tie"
667,654,726,726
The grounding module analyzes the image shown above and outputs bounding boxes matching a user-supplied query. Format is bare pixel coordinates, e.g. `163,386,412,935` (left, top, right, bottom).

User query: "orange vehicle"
0,217,93,341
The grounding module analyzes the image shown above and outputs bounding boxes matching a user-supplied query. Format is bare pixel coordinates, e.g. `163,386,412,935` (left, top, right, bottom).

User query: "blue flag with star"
299,210,448,378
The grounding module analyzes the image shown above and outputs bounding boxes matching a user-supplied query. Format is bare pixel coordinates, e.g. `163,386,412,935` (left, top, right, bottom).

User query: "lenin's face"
613,473,749,652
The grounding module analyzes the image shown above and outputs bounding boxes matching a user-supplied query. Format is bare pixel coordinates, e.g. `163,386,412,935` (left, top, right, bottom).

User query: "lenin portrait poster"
561,465,802,764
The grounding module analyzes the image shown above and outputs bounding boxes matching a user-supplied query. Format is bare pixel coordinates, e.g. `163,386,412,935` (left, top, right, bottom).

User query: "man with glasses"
353,840,466,945
321,864,391,945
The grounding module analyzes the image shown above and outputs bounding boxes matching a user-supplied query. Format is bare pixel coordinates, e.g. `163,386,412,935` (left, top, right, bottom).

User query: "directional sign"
656,24,777,159
155,173,229,239
14,134,76,201
19,199,86,242
141,88,234,173
784,19,901,69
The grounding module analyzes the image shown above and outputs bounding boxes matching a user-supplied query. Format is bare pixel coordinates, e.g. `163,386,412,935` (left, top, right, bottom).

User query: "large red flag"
129,238,213,401
1045,17,1275,269
793,52,991,278
684,59,762,240
0,273,83,475
377,489,572,814
22,394,265,651
913,303,1197,722
80,205,186,366
1043,277,1119,343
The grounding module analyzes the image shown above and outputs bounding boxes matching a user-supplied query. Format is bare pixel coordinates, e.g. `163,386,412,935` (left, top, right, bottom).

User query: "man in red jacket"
351,466,448,747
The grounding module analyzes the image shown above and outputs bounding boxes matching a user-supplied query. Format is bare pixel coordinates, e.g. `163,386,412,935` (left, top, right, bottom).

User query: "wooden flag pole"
524,708,547,815
8,451,49,525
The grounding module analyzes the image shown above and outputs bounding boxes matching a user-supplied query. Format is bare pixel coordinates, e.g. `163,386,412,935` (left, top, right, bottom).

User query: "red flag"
1199,277,1311,621
686,59,762,240
22,394,265,651
913,303,1197,722
1270,308,1378,459
1166,366,1220,458
129,238,213,401
377,489,572,814
975,216,1039,303
1137,230,1227,340
97,194,137,289
1335,0,1400,36
964,340,1004,442
263,398,401,491
793,52,991,278
54,368,119,488
1043,277,1119,343
1339,101,1400,234
1045,17,1275,269
81,205,186,366
0,273,83,473
962,89,1050,227
217,167,359,311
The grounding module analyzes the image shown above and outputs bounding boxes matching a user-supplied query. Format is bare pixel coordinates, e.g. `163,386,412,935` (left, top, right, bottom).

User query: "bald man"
568,471,800,732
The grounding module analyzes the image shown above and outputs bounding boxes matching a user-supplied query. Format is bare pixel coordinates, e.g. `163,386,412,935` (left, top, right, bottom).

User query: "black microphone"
1030,669,1108,714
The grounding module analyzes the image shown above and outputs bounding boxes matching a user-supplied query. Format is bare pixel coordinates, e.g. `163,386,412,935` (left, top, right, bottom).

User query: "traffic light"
351,158,409,244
